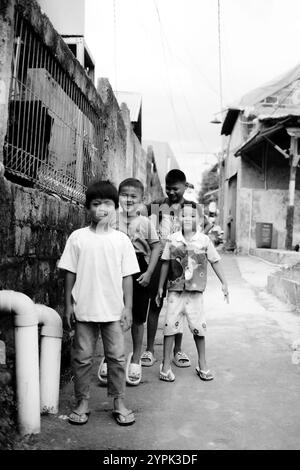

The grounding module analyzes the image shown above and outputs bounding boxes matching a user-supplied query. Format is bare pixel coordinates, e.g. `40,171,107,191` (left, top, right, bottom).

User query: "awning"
235,123,287,157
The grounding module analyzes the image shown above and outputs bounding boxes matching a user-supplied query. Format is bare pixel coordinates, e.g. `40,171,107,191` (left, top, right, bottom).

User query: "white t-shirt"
57,226,140,322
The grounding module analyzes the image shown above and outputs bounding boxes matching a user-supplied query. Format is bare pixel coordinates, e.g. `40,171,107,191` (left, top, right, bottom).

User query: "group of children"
58,169,229,426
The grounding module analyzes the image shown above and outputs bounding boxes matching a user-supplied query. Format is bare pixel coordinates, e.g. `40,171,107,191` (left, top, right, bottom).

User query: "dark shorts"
148,259,168,313
132,254,151,325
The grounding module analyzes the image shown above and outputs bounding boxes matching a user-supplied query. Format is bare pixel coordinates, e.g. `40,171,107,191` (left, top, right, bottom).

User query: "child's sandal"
196,367,214,381
159,363,175,382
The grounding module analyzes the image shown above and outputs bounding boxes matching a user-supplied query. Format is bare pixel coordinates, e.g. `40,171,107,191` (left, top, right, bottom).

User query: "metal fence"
4,12,103,204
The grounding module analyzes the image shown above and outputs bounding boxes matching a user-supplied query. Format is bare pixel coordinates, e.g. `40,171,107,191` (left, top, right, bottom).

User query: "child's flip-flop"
112,409,135,426
126,352,142,386
173,351,191,368
97,357,108,385
195,367,214,381
159,363,175,382
141,350,157,367
68,410,90,425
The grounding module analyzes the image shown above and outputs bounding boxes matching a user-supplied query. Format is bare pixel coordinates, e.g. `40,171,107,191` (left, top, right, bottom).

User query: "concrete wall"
236,188,300,253
120,101,147,186
221,122,244,246
145,145,164,203
235,148,300,252
0,177,85,304
96,78,148,190
241,149,300,191
225,124,243,180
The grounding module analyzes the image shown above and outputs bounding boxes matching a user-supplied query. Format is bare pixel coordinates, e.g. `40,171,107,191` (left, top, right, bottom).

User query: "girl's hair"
85,180,119,209
118,178,144,195
180,201,203,217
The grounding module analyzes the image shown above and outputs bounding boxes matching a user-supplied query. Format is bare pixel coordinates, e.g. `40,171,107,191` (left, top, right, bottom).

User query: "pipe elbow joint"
35,304,63,338
0,290,38,327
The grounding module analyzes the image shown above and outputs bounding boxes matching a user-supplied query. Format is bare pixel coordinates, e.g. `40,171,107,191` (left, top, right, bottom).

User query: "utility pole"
217,0,223,112
285,127,300,249
217,0,224,215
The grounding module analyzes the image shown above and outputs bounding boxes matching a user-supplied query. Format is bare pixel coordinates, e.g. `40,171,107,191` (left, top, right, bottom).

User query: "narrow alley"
25,254,300,451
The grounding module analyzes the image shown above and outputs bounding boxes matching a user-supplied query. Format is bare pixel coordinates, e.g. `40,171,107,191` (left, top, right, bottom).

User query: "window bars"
4,12,103,204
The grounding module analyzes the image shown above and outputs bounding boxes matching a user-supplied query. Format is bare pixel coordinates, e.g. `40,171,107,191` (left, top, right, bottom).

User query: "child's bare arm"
156,260,169,306
64,271,76,329
121,275,133,331
137,241,161,287
210,260,229,303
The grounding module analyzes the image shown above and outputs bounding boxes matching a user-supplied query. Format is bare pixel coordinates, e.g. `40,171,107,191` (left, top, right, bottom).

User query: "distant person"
156,201,229,382
141,169,212,369
58,180,139,426
115,178,160,386
206,203,224,247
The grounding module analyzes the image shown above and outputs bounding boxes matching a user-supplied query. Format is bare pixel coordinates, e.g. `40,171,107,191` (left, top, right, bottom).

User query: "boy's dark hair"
165,169,186,185
85,180,119,209
118,178,144,195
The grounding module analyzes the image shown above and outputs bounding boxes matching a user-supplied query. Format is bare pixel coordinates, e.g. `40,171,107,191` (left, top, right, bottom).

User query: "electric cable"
153,0,185,153
113,0,117,91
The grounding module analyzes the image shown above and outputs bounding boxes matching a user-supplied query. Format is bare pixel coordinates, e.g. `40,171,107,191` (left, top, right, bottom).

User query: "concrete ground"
28,254,300,450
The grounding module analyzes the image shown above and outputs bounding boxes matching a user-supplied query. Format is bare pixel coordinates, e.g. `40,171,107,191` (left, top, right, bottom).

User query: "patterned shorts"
163,291,206,337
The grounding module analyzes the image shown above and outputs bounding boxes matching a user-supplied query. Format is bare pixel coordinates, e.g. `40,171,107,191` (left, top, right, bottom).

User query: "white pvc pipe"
0,291,63,434
15,325,40,435
40,337,62,414
0,290,40,435
35,304,63,415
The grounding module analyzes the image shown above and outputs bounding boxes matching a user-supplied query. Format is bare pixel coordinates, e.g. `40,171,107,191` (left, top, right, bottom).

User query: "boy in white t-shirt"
58,180,139,426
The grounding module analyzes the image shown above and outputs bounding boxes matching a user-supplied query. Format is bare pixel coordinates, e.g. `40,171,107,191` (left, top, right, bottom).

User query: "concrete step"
249,248,300,266
248,249,300,310
267,273,300,311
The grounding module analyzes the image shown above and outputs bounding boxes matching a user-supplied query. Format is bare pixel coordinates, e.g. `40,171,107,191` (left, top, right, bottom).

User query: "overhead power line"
217,0,223,112
153,0,185,152
159,26,210,153
113,0,117,91
153,0,213,154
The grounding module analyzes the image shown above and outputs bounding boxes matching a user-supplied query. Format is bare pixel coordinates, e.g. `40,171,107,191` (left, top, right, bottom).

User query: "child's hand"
155,287,164,307
222,283,229,303
120,307,132,332
64,303,75,330
137,271,151,287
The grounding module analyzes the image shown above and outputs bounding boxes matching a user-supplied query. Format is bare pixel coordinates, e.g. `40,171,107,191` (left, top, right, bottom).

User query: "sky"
85,0,300,188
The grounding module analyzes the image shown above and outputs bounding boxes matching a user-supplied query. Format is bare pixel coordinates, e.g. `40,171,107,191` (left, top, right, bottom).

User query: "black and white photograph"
1,0,300,455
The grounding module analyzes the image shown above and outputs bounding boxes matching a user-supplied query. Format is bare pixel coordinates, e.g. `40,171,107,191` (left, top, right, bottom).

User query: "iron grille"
4,12,103,204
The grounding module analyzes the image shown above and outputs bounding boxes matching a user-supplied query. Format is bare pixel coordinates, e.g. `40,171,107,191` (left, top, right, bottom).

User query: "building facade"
220,64,300,253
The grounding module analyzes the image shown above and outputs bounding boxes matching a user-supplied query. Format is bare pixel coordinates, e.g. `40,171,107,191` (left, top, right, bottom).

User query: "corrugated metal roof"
114,91,142,122
230,62,300,111
222,62,300,136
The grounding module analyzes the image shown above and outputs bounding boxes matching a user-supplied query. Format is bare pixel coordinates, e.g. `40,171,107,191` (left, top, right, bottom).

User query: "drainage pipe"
35,304,63,415
0,290,40,435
